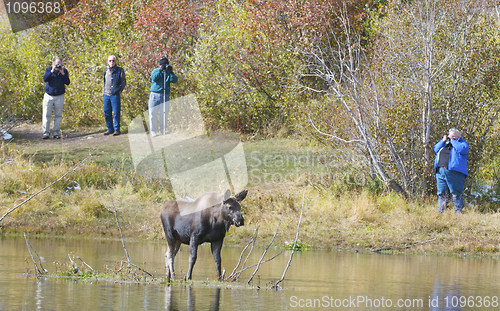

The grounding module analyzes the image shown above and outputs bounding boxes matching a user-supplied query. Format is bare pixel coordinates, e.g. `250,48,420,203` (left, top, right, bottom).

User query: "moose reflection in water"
160,190,248,281
165,286,221,311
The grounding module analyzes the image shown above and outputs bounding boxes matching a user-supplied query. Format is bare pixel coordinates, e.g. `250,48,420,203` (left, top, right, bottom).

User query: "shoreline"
2,194,499,260
2,231,499,260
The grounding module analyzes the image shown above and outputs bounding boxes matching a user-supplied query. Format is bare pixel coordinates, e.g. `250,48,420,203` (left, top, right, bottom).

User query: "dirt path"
7,123,131,164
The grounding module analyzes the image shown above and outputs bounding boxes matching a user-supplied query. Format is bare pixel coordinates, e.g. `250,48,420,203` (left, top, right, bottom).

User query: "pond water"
1,236,499,310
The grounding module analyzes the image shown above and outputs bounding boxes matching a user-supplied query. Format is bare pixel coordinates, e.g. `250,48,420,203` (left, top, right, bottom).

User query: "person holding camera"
433,128,469,214
148,56,178,137
42,57,70,139
103,55,126,136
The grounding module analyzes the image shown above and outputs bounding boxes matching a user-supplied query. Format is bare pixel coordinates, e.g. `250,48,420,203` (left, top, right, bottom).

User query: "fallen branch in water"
247,206,286,285
75,256,94,272
371,237,437,253
104,177,130,263
104,176,153,278
66,253,94,274
273,192,306,290
0,152,94,224
118,260,154,278
233,252,282,275
24,233,45,274
225,220,260,281
68,253,79,273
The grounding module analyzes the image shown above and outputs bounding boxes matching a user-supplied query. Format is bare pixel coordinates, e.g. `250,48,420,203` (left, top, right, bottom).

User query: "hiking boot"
113,130,121,136
103,130,113,135
42,133,49,139
53,134,61,139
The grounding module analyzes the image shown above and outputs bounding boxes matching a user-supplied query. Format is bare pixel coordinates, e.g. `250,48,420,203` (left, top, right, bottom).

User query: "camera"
161,64,173,73
55,64,62,69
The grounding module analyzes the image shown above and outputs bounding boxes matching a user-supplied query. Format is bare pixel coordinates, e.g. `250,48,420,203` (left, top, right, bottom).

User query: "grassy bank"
1,131,500,257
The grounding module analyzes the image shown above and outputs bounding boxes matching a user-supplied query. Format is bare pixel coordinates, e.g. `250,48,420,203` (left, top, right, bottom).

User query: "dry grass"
241,189,500,256
1,141,500,257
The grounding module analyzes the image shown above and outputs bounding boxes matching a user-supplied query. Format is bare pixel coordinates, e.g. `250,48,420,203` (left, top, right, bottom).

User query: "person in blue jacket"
434,128,469,214
148,56,178,137
42,57,70,139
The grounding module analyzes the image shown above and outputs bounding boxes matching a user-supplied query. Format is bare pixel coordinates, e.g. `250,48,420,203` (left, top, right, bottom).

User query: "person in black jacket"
42,57,70,139
102,55,126,136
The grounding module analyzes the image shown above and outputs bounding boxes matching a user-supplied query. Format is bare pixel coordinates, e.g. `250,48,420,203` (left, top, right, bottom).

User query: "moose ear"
223,189,232,202
233,190,248,202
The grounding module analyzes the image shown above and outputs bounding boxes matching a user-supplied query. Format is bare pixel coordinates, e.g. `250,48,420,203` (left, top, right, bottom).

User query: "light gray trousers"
42,93,64,135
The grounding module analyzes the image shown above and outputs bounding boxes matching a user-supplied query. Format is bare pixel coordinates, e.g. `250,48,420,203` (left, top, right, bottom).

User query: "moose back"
160,190,248,280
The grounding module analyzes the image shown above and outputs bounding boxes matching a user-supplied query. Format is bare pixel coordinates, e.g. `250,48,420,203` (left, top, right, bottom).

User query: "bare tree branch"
118,260,154,278
247,206,286,285
24,233,44,274
104,177,130,263
225,220,260,281
272,192,306,290
307,114,363,144
75,256,94,272
232,252,282,276
300,4,407,196
68,253,78,273
104,177,153,278
302,0,498,197
1,152,94,224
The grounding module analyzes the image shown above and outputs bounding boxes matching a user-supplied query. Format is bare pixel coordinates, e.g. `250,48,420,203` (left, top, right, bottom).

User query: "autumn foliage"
2,0,500,198
1,0,375,128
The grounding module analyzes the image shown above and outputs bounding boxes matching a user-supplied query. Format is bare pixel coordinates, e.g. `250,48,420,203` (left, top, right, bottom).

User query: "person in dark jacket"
103,55,126,136
433,128,469,214
148,56,178,137
42,57,70,139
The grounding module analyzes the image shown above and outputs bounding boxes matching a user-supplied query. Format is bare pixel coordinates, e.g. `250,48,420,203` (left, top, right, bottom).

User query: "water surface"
1,236,499,310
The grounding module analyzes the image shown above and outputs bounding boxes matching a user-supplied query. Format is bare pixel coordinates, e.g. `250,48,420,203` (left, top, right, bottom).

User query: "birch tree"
376,0,500,195
303,0,500,197
301,5,408,195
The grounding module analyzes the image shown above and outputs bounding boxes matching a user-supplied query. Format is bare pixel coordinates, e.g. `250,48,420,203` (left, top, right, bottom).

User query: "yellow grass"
1,143,500,257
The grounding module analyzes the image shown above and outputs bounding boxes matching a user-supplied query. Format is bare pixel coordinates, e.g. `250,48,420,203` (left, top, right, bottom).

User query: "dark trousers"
103,94,121,131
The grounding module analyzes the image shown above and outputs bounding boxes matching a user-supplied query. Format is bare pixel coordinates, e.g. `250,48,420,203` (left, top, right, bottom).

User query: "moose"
160,189,248,281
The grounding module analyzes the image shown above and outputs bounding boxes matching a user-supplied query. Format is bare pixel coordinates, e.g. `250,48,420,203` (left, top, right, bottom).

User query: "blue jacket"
434,137,469,176
43,66,70,96
150,68,178,94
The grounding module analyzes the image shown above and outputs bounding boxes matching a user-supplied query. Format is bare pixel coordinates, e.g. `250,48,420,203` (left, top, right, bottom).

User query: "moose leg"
187,237,199,280
211,240,223,280
165,247,172,281
165,240,181,281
